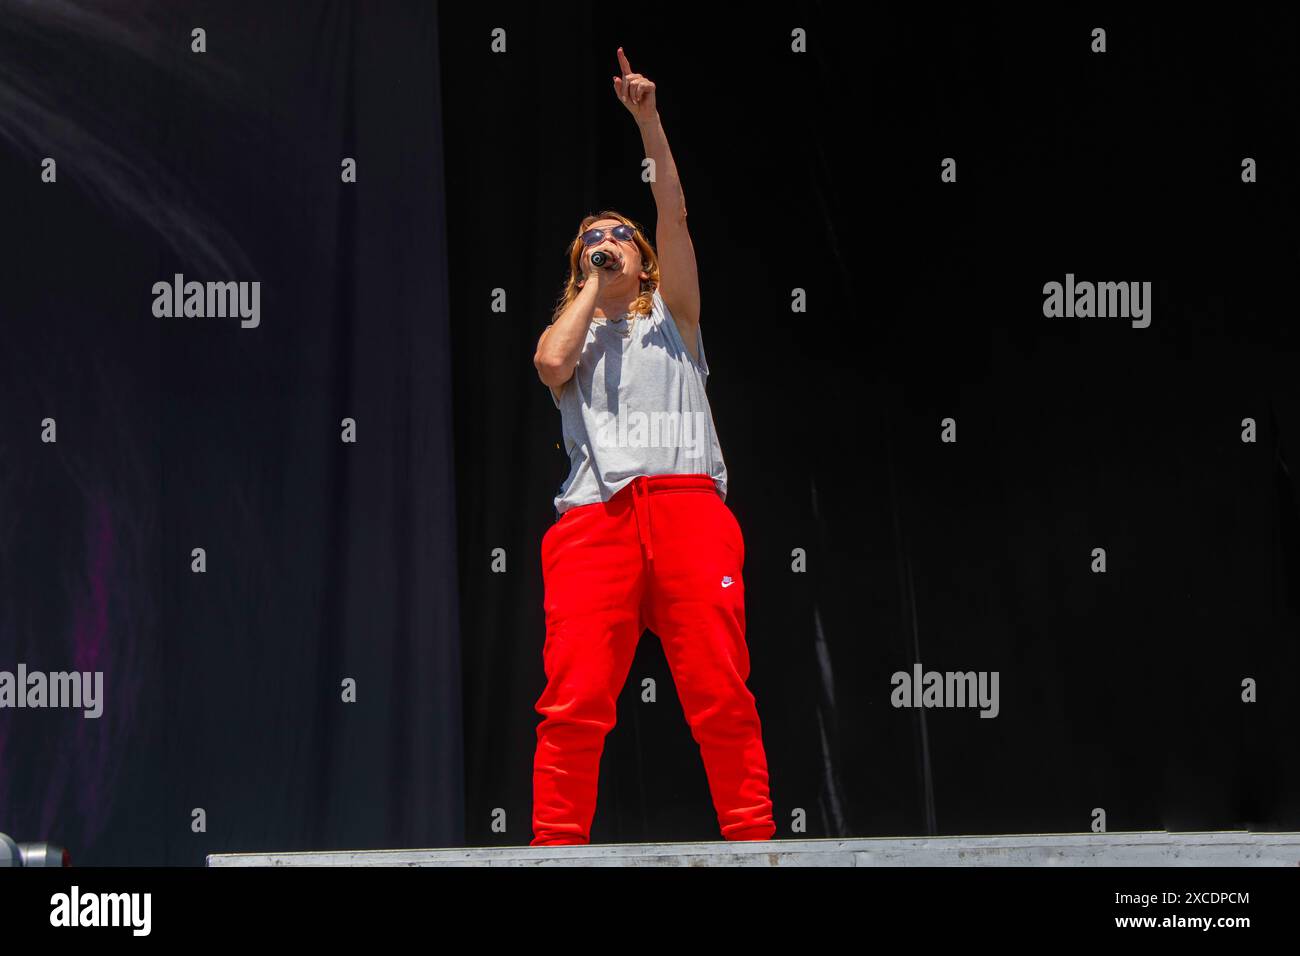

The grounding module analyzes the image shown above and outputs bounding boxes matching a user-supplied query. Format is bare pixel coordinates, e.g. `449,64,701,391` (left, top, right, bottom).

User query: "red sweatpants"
531,473,776,845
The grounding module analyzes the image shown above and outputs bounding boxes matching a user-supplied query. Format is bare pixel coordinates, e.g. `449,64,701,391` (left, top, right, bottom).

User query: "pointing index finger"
617,46,632,78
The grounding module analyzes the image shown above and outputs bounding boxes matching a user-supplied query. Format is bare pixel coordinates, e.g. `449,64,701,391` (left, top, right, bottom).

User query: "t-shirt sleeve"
549,381,563,408
655,288,709,381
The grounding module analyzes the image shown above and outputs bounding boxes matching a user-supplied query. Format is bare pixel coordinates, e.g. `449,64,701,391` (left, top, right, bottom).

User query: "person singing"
529,47,776,846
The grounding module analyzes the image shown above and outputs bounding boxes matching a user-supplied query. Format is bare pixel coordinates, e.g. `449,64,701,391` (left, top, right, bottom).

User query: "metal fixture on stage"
0,833,71,867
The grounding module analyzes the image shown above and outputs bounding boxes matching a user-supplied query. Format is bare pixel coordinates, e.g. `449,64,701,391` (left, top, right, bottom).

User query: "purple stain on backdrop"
72,493,112,677
33,492,125,847
5,354,155,854
68,493,117,846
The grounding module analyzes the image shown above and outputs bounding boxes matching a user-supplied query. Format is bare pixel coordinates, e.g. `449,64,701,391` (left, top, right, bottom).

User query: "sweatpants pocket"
715,498,744,560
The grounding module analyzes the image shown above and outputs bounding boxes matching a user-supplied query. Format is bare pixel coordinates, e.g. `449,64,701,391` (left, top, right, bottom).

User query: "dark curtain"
446,5,1300,844
1,3,1297,866
0,1,461,864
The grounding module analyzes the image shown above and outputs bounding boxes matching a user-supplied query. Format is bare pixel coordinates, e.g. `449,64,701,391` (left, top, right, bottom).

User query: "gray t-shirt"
549,287,728,515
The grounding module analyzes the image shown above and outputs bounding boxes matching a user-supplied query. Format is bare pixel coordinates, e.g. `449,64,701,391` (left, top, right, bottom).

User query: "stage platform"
206,830,1300,867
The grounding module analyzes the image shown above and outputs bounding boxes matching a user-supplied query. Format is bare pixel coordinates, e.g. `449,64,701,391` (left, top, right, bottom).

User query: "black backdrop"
446,6,1300,844
1,3,1297,865
1,2,460,865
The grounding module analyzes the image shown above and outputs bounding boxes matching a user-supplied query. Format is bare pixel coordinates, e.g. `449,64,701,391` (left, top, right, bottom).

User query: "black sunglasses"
580,224,637,246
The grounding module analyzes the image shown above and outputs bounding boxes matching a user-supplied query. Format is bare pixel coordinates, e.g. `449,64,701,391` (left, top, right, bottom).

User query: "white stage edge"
206,830,1300,867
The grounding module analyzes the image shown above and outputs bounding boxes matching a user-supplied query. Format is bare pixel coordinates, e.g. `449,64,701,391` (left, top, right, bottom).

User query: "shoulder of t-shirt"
650,287,674,330
647,287,671,334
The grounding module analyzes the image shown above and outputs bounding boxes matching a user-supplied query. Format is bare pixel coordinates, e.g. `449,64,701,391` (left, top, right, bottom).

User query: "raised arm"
614,48,701,362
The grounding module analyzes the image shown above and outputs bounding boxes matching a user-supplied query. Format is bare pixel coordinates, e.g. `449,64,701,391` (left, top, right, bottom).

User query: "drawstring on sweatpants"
631,478,653,562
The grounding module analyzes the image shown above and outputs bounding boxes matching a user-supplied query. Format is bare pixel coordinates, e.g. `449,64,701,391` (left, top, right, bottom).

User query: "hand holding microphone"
579,247,622,288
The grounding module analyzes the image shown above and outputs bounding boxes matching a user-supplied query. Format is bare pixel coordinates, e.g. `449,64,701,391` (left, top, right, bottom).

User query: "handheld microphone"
590,250,619,268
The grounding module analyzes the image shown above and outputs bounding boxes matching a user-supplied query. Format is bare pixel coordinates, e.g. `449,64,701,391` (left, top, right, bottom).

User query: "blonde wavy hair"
549,210,659,325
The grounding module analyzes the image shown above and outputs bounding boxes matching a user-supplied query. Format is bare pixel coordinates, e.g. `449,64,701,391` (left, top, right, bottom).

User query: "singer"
529,47,776,845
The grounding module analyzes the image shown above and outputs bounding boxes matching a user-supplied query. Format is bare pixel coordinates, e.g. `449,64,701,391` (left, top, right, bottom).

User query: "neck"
593,287,640,319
